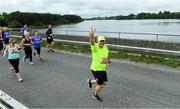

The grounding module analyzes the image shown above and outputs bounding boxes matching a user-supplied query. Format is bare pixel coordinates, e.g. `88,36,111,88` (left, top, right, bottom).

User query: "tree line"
88,11,180,20
0,11,83,28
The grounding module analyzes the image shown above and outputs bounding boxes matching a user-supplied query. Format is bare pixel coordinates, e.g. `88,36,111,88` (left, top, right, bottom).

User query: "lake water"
36,19,180,43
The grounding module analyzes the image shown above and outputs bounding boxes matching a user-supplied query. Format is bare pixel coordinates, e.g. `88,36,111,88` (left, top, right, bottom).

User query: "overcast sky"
0,0,180,18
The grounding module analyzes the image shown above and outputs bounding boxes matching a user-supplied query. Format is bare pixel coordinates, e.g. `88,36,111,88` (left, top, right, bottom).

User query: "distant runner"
20,24,29,39
87,27,111,102
46,24,54,52
2,27,9,46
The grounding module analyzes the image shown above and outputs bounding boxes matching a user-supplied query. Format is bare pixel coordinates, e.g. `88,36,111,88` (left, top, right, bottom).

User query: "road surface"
1,49,180,108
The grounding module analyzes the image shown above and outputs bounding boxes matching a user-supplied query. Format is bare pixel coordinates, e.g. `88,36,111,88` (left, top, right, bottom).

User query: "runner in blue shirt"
31,31,42,61
2,27,9,45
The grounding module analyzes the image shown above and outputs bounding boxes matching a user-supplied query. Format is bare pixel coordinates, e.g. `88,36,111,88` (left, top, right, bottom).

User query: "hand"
12,49,16,53
2,54,5,58
18,47,22,50
89,27,96,37
107,61,111,66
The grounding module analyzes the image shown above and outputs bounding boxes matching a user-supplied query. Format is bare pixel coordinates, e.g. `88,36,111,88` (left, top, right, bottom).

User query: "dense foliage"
0,11,83,28
88,11,180,20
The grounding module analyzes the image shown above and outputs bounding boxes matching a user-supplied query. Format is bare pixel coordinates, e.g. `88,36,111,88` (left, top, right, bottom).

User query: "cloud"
0,0,179,18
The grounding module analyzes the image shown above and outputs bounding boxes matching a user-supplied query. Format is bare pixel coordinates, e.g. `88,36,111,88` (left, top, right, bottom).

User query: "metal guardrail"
10,35,180,56
44,30,180,42
8,28,180,43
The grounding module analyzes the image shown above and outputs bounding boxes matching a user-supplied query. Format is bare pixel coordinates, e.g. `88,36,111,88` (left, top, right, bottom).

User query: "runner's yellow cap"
97,35,105,42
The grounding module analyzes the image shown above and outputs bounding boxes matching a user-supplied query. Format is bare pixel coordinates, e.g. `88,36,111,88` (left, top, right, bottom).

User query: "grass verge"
40,41,180,68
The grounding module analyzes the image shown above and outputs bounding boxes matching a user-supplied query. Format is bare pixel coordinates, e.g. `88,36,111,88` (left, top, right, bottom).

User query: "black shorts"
47,40,53,44
47,37,54,44
91,70,108,85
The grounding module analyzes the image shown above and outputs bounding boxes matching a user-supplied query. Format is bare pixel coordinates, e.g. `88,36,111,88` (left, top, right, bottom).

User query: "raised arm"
89,28,96,45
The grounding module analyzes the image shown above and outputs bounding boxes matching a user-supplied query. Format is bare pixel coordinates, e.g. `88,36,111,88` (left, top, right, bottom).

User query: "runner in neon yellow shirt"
87,27,111,102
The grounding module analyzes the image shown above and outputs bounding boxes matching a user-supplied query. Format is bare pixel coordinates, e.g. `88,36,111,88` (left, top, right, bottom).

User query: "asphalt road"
1,49,180,108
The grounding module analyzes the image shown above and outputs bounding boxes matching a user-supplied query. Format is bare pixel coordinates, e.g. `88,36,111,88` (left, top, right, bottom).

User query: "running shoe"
40,58,43,61
33,51,36,56
92,93,102,102
18,78,23,82
29,62,34,65
50,49,54,52
87,78,92,88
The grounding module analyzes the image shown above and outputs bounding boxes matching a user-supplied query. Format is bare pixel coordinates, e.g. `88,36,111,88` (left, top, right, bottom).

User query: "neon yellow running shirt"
90,43,109,71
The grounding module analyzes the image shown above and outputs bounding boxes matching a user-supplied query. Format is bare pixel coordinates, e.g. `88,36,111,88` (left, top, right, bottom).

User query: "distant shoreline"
85,11,180,20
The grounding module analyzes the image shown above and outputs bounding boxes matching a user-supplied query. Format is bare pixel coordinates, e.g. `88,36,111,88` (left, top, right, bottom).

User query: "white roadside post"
0,90,28,109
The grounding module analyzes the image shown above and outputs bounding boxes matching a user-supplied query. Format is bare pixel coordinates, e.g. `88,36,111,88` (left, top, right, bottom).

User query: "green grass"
39,41,180,68
15,38,180,68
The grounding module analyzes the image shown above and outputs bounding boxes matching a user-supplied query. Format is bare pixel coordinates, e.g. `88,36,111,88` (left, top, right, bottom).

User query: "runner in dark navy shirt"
46,24,54,52
20,24,29,38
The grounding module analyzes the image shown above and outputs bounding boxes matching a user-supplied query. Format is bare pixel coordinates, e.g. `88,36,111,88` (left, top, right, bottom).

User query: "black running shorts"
91,70,108,85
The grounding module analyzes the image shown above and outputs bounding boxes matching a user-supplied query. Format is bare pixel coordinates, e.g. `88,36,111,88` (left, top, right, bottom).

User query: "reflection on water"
142,21,180,26
36,19,180,43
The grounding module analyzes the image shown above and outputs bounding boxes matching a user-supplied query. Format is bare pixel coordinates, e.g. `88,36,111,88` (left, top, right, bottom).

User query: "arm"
40,36,42,42
89,28,96,45
30,37,35,44
107,53,111,64
21,39,25,46
16,44,22,52
21,39,28,46
3,46,8,58
11,44,22,53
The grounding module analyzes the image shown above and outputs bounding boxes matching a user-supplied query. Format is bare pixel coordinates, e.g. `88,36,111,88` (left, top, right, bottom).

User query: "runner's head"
97,35,105,48
24,24,27,28
9,38,16,45
25,32,30,38
3,27,7,31
48,24,52,29
34,31,39,36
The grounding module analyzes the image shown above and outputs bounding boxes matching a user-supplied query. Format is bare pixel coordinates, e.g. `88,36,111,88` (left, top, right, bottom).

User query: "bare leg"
15,73,23,82
95,85,104,95
47,44,50,52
